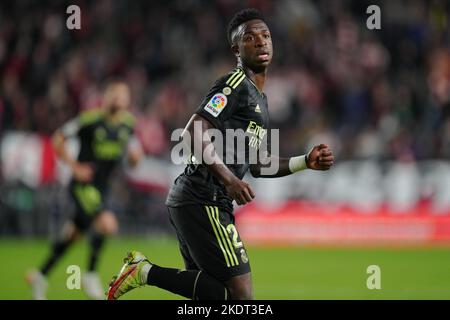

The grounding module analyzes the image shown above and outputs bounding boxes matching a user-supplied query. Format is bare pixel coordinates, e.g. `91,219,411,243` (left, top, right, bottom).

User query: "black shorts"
168,204,251,282
69,182,105,231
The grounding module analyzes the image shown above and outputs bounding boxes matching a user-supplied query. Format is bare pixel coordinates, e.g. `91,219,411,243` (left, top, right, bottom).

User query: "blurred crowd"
1,0,449,161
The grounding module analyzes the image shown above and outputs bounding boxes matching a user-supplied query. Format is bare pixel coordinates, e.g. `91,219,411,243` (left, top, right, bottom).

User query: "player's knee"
94,211,118,235
62,222,80,241
228,285,253,300
226,273,253,300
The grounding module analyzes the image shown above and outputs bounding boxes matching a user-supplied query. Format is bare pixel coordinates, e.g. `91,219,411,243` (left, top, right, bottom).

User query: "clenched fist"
306,144,334,170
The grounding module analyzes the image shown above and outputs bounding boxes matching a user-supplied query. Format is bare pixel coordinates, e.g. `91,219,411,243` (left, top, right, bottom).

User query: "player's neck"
104,108,122,124
242,66,266,93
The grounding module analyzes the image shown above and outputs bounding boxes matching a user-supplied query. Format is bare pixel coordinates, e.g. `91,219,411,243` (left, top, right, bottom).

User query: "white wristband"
289,155,308,173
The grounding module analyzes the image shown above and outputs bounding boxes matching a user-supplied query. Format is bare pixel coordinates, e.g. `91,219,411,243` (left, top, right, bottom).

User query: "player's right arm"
181,71,255,205
182,114,255,205
52,117,93,183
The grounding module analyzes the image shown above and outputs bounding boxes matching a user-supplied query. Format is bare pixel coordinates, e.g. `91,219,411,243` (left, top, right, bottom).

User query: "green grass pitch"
1,237,450,299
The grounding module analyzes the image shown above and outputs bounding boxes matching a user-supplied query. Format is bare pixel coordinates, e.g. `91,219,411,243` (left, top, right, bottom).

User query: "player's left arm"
250,144,334,178
126,134,143,168
122,112,143,168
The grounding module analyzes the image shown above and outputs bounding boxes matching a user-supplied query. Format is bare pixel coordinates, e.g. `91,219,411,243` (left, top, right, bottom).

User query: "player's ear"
231,44,240,58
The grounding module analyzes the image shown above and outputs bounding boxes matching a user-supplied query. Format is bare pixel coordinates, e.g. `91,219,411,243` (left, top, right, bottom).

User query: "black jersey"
166,67,270,212
61,109,135,191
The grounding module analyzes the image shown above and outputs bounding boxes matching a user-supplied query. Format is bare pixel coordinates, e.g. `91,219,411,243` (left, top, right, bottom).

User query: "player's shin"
147,266,230,300
40,238,73,276
83,233,106,300
88,233,105,272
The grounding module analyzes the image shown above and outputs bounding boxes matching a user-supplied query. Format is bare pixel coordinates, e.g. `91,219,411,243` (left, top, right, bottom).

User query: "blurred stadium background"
1,0,450,299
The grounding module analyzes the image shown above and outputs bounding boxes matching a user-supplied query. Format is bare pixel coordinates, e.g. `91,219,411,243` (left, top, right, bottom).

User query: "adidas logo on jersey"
255,104,261,113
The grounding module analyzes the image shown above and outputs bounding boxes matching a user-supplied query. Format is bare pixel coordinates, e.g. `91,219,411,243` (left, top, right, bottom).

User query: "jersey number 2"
226,224,243,249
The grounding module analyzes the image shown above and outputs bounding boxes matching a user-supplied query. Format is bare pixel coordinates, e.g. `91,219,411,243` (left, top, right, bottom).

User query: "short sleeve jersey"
62,109,135,191
166,67,270,212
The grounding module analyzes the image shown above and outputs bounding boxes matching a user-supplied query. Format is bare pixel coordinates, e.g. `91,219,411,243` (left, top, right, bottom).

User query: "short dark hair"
227,8,266,45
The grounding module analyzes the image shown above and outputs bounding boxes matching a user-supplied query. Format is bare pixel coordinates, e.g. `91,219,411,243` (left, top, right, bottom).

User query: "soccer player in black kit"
107,9,334,300
27,81,142,300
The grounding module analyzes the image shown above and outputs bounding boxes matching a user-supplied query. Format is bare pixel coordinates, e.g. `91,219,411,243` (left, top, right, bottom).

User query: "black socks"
40,238,72,275
147,265,229,300
40,233,106,275
88,233,105,271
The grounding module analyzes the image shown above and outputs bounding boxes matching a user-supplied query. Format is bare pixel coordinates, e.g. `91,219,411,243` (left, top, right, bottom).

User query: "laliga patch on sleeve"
204,93,228,117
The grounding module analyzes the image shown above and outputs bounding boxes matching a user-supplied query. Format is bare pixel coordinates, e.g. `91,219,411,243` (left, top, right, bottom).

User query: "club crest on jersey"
222,87,232,95
204,93,227,117
240,249,249,264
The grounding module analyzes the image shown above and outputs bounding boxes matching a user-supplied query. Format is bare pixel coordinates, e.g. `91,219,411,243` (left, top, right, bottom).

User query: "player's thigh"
168,213,199,270
168,204,251,283
69,182,104,232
